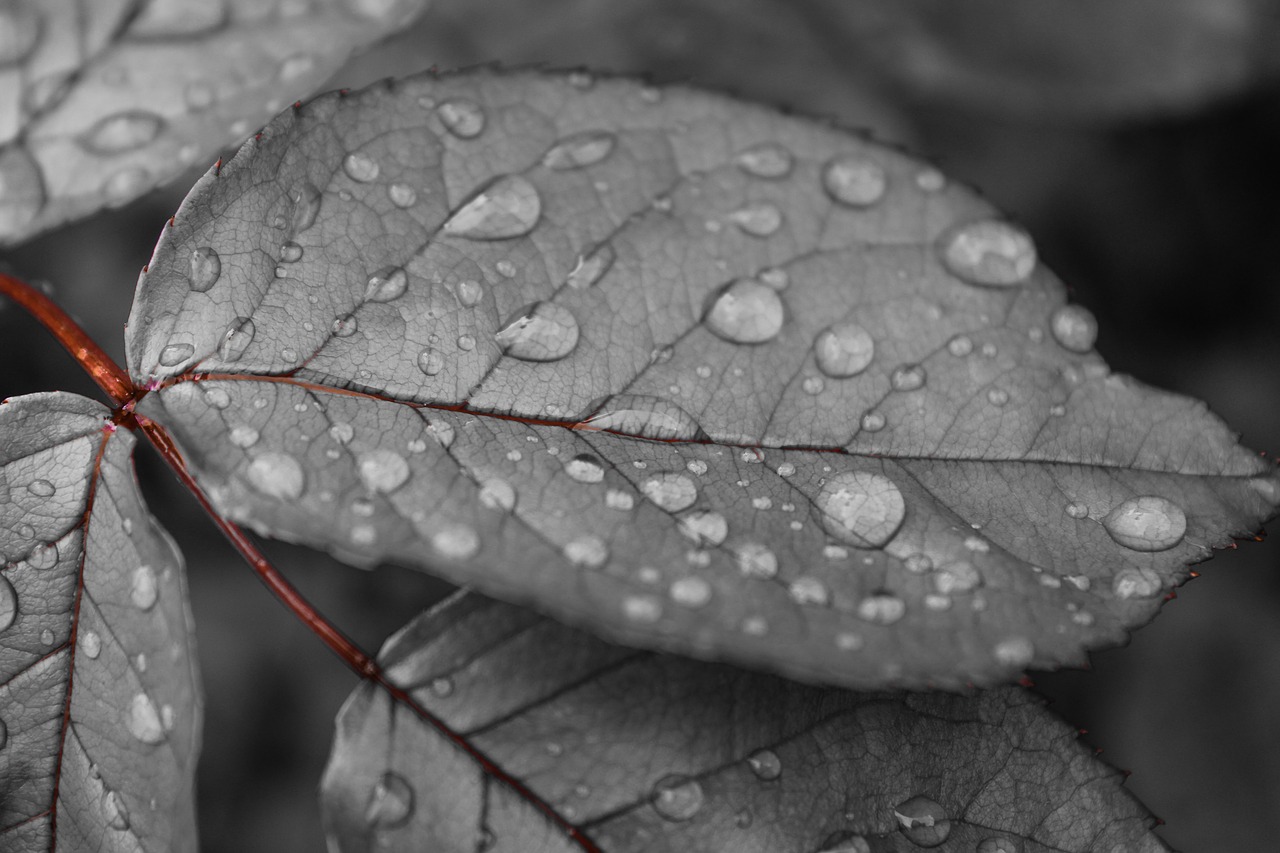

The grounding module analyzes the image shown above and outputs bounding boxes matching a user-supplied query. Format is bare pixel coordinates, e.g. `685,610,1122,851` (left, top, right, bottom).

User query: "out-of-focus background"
3,1,1279,850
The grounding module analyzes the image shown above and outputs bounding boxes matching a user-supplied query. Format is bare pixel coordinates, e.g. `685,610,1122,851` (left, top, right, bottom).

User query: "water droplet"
822,155,887,206
620,594,663,624
1103,496,1186,552
677,510,729,546
585,396,707,441
495,260,518,278
429,676,454,698
564,535,609,568
0,575,17,633
365,771,414,829
564,454,605,484
817,832,872,853
332,314,359,337
445,174,542,241
38,627,53,645
993,637,1034,667
705,279,785,344
229,425,260,449
894,795,951,847
735,143,793,178
890,364,926,392
860,412,886,432
388,183,418,208
1050,304,1098,353
358,449,411,493
1065,502,1089,519
127,692,166,744
329,423,355,446
987,387,1009,406
188,246,221,292
567,244,615,289
651,775,704,822
816,471,906,548
670,576,712,608
686,460,709,476
1112,566,1162,600
279,52,316,81
246,452,306,500
976,838,1022,853
939,221,1037,287
746,749,782,781
159,342,195,368
416,348,445,376
641,472,699,512
289,182,322,233
428,421,455,449
736,542,778,579
431,523,480,560
436,99,486,138
728,203,783,237
935,561,981,594
103,167,148,205
218,317,255,362
342,151,380,183
947,335,974,357
543,130,616,170
81,630,102,659
365,266,408,303
26,542,56,570
802,376,825,395
478,479,516,511
856,593,905,625
130,565,159,610
789,577,830,606
453,278,484,307
27,479,55,497
495,303,579,361
79,111,165,155
104,789,131,831
814,322,875,378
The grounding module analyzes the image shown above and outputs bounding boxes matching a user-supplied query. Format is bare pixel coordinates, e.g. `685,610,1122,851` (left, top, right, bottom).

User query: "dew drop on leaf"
105,168,149,205
734,143,794,179
219,317,255,362
279,53,316,82
705,279,785,344
890,364,926,392
103,789,131,831
987,388,1009,407
455,279,483,307
342,151,380,183
444,175,542,240
1103,496,1186,552
566,244,616,289
814,322,875,378
130,565,159,611
358,449,411,494
364,771,414,829
736,542,778,579
27,478,55,497
188,246,221,292
229,425,260,449
605,489,634,511
564,455,605,484
39,627,54,645
1112,566,1163,600
495,302,579,362
416,348,445,376
993,637,1034,668
651,774,705,822
79,111,165,155
289,182,322,233
977,838,1022,853
246,452,306,500
388,183,418,208
1050,304,1099,353
746,748,783,781
329,423,355,445
478,479,516,511
543,130,616,170
817,471,906,548
365,266,408,303
790,577,830,606
81,630,102,659
817,833,871,853
822,155,887,207
436,98,486,138
728,203,783,237
622,594,663,623
158,342,195,368
935,561,982,594
431,523,480,560
894,794,951,848
856,593,906,625
948,335,974,357
641,472,699,512
0,575,17,633
677,509,729,546
670,576,713,608
584,395,707,441
938,220,1037,287
127,692,166,745
564,535,609,568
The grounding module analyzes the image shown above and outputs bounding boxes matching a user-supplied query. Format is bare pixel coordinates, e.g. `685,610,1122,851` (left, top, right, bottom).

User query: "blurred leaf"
321,592,1168,853
125,69,1280,688
0,393,200,852
0,0,431,246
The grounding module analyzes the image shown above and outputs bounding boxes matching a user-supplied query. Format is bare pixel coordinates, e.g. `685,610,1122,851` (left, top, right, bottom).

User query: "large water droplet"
130,565,159,610
436,99,486,138
735,143,794,179
817,471,905,548
735,542,778,579
544,131,616,170
894,795,951,847
159,342,195,368
564,454,605,484
584,395,707,441
746,749,782,780
127,692,166,744
1050,304,1098,353
431,523,480,560
289,182,322,233
705,280,785,344
246,452,306,500
79,111,165,155
822,155,887,207
0,575,17,633
564,535,609,568
26,542,56,570
342,151,380,183
365,266,408,303
365,771,414,829
677,510,729,546
1103,496,1186,552
939,221,1037,287
814,322,875,378
728,203,783,237
416,348,445,376
495,303,579,361
478,479,516,511
651,775,705,822
219,317,255,362
567,244,615,289
358,450,411,493
444,175,542,240
641,472,699,512
81,630,102,659
188,246,221,292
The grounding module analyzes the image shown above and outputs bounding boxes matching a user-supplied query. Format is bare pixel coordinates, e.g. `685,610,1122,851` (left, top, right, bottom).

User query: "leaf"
0,0,432,246
123,68,1280,688
0,393,200,851
320,592,1167,853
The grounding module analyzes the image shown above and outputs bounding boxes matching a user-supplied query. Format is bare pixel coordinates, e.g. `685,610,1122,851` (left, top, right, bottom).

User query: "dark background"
2,2,1278,850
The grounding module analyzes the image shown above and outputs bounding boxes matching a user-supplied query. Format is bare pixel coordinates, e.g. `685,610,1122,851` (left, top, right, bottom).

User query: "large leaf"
321,593,1166,852
124,69,1280,688
0,0,431,246
0,393,200,851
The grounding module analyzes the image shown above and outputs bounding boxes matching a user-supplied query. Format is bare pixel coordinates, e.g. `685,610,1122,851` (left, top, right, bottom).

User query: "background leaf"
125,68,1280,688
0,393,200,852
0,0,432,246
321,592,1167,852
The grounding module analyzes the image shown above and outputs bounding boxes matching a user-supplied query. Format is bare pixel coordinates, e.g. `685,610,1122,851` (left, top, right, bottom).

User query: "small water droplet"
939,221,1037,287
0,575,17,633
365,771,415,828
705,279,785,344
246,452,306,500
543,130,616,170
948,335,974,357
26,542,56,570
79,111,165,155
289,182,322,233
127,692,166,744
429,676,454,698
444,175,542,240
38,627,53,645
495,302,579,361
342,151,380,183
736,542,778,579
365,266,408,303
567,244,615,289
976,838,1022,853
158,342,195,368
1112,566,1163,600
495,260,518,278
1066,502,1089,519
104,167,149,204
436,98,486,138
564,535,609,568
746,748,782,780
1103,496,1186,552
789,577,830,606
564,454,605,484
822,155,887,206
130,565,159,610
229,425,260,449
328,423,355,446
478,479,516,511
358,449,411,493
817,471,905,548
651,775,704,821
728,203,783,237
27,479,55,497
857,593,905,625
670,576,712,608
452,278,484,308
81,630,102,659
735,143,793,178
416,348,445,376
686,459,709,476
332,314,359,337
814,322,875,378
987,387,1009,406
188,246,221,292
585,395,707,441
860,411,887,433
935,561,982,594
894,795,951,847
218,317,255,362
890,364,926,392
104,789,131,831
641,472,699,512
1050,304,1098,353
993,637,1034,668
431,523,480,560
677,510,729,546
388,182,418,207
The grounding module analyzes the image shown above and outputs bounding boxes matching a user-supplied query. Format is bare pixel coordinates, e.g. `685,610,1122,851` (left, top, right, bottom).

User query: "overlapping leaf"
0,393,200,852
0,0,431,246
124,69,1280,687
321,593,1166,852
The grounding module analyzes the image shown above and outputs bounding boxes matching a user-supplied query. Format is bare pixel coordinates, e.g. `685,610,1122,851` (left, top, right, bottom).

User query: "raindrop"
456,279,484,307
0,576,17,633
436,99,486,138
856,593,905,625
365,266,408,303
860,412,886,432
40,628,54,645
939,221,1037,287
416,348,445,376
890,364,926,392
976,839,1022,853
428,421,456,448
104,789,131,831
746,749,782,781
332,314,358,337
564,535,609,568
78,111,165,155
342,151,380,183
544,130,616,170
705,279,785,344
803,376,825,395
1066,502,1089,519
289,182,322,233
605,489,635,511
388,183,418,208
358,449,411,493
202,386,231,409
623,595,663,623
1112,566,1163,600
1050,304,1098,353
585,395,707,441
686,459,709,476
817,833,872,853
677,510,729,546
432,523,480,560
566,244,615,289
127,693,166,745
651,775,704,822
279,53,316,82
814,322,875,378
735,143,794,179
987,388,1009,406
894,795,952,848
817,471,906,548
736,542,778,579
790,577,830,606
935,561,982,594
728,203,783,237
948,335,974,357
329,423,355,445
130,565,159,611
564,454,605,484
27,479,55,497
445,175,542,241
159,343,195,368
478,479,516,511
81,630,102,659
495,302,579,361
219,317,255,362
26,543,56,568
822,155,887,207
1103,496,1186,552
365,771,415,829
641,472,699,512
430,677,454,698
993,637,1034,667
246,452,306,500
188,246,221,292
229,425,260,449
670,576,712,608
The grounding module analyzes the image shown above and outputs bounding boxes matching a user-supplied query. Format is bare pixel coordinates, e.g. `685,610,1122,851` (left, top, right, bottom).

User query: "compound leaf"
321,593,1167,853
125,69,1280,688
0,0,431,246
0,393,201,852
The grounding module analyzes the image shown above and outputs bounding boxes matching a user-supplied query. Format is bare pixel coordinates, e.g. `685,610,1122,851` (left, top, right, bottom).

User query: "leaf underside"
126,68,1280,688
321,592,1168,853
0,393,200,852
0,0,431,246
